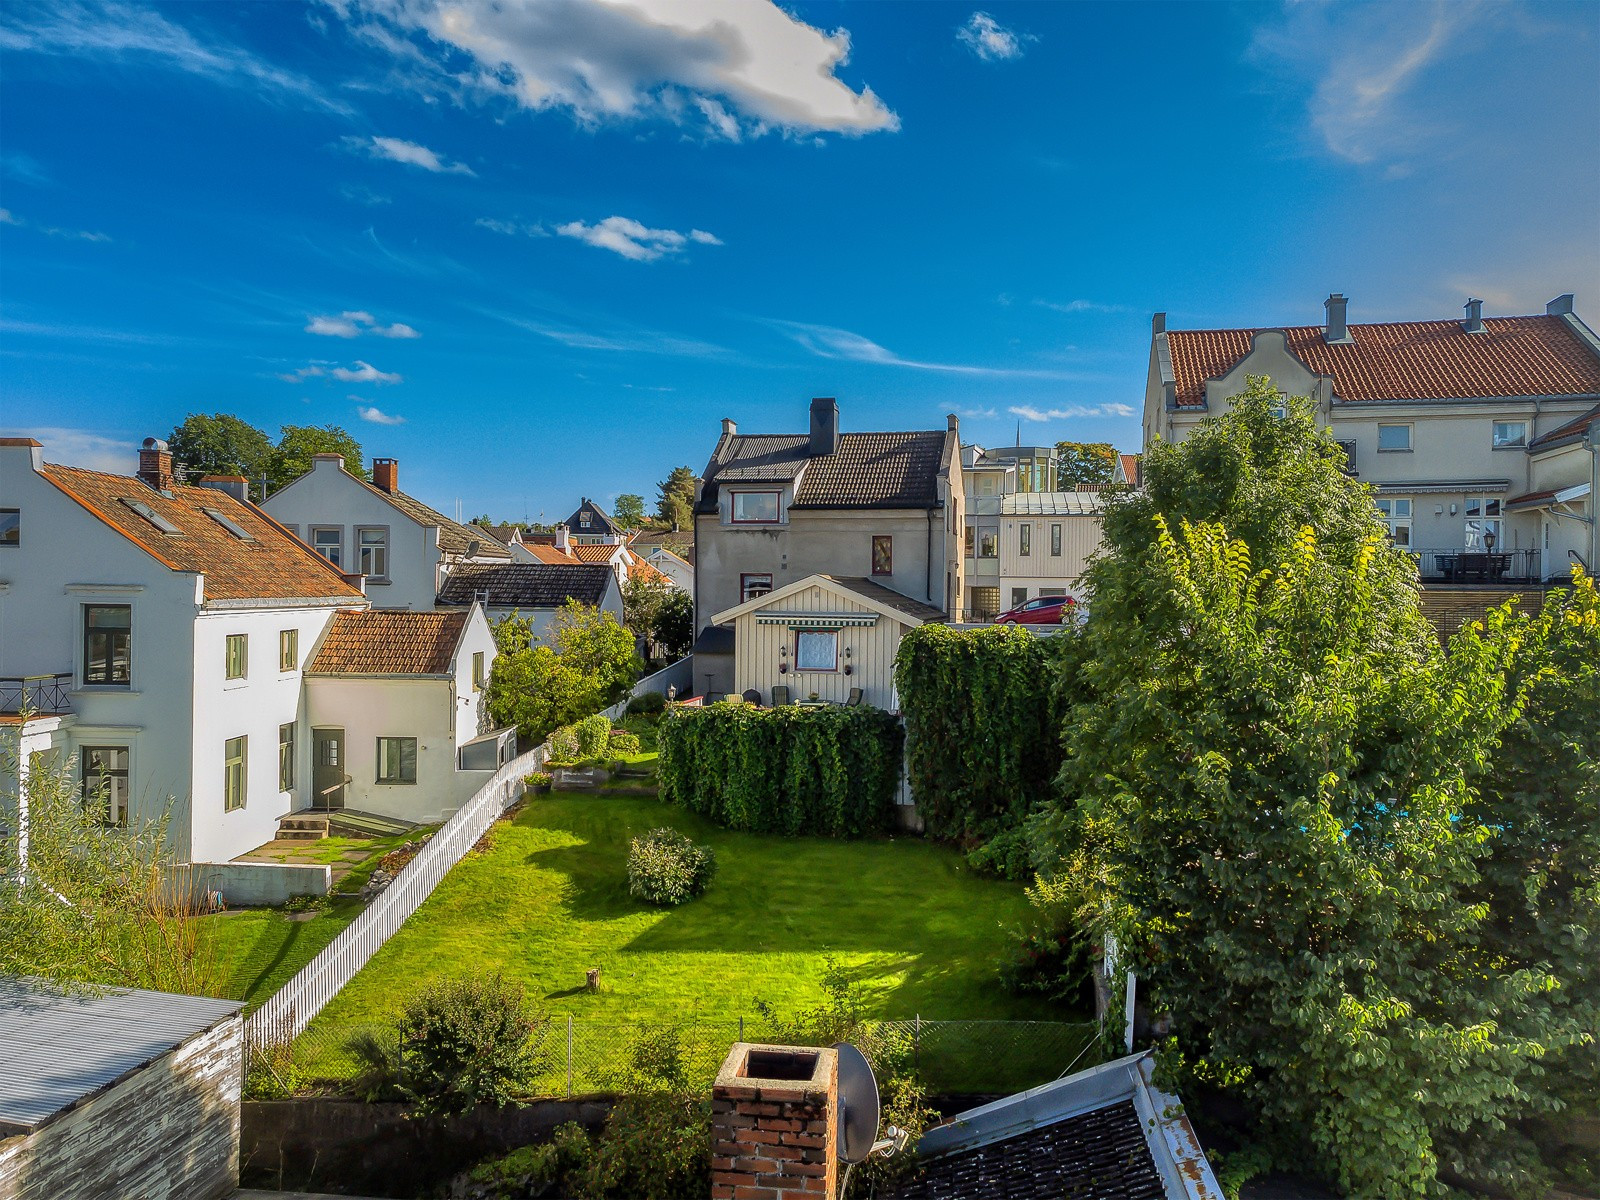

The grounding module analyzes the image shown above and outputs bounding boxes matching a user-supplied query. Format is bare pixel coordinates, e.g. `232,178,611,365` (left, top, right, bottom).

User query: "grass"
203,898,364,1009
311,789,1067,1029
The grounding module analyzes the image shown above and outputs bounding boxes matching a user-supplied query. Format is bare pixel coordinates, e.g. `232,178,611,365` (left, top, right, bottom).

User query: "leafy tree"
622,577,693,661
655,465,697,531
269,424,366,492
654,588,694,659
168,413,275,492
549,600,641,704
483,603,640,742
1054,441,1118,489
613,493,645,530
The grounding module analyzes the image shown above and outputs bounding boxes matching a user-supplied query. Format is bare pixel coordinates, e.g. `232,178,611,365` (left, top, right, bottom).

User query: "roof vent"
1324,293,1351,343
1463,297,1485,334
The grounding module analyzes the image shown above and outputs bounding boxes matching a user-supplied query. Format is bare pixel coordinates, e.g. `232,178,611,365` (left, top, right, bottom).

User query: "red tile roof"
40,464,367,603
569,544,622,563
1529,402,1600,451
1165,315,1600,406
308,610,469,675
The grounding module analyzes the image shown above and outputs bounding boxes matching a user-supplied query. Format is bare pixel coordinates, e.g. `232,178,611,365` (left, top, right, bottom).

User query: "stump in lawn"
585,968,601,992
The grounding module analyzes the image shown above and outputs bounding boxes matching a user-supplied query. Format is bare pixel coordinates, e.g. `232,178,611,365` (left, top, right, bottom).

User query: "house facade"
262,454,510,610
0,437,368,865
563,497,622,545
692,397,964,697
1144,293,1600,585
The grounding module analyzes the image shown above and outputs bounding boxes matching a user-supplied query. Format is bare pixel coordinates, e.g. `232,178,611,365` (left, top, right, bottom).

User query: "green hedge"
894,624,1074,842
657,705,904,837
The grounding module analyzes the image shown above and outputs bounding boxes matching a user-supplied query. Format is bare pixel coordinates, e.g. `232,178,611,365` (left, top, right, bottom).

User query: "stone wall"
0,1017,241,1200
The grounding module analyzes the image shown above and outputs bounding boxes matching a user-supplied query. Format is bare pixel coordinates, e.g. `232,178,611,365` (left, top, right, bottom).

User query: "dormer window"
120,497,182,535
202,507,255,541
731,492,780,524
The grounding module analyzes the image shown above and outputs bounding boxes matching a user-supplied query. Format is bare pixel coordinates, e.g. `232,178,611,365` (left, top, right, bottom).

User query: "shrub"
627,828,717,907
344,1028,405,1103
242,1040,302,1100
449,1124,591,1200
524,770,552,790
606,729,641,757
399,973,546,1116
626,691,666,715
575,714,612,759
546,724,581,764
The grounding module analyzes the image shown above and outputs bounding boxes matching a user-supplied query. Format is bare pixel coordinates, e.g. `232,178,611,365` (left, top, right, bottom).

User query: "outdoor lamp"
1484,529,1497,550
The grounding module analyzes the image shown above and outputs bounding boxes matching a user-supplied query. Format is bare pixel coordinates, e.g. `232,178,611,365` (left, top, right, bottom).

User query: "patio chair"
742,688,763,706
771,685,792,707
845,687,863,707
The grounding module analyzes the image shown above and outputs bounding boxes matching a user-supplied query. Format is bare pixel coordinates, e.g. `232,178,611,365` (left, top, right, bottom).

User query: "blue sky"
3,0,1596,522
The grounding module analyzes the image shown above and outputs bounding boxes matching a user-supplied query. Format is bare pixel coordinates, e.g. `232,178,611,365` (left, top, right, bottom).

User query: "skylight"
120,497,182,535
202,506,255,541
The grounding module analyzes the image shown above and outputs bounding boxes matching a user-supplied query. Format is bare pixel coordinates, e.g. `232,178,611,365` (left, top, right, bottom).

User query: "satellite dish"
833,1042,881,1164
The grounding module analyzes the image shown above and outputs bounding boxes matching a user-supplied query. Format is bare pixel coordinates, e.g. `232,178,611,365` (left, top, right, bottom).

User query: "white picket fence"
243,744,546,1052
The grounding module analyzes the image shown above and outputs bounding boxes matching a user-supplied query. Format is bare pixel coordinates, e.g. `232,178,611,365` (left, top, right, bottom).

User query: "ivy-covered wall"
894,624,1074,842
657,705,904,837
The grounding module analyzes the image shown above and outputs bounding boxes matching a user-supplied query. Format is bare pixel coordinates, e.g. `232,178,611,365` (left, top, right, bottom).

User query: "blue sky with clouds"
3,0,1596,521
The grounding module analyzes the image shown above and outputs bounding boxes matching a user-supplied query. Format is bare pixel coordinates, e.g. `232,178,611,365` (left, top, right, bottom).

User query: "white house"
262,454,510,611
639,544,694,593
434,561,624,643
0,436,368,865
302,605,505,823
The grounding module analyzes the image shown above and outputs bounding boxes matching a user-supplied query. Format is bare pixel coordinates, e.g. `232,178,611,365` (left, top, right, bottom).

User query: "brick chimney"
1324,293,1351,343
372,457,399,494
138,437,176,494
1463,297,1485,334
809,397,839,458
712,1042,838,1200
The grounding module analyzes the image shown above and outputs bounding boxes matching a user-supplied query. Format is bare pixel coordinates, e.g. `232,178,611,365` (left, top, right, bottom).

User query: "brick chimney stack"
372,457,399,494
712,1043,838,1200
138,437,176,495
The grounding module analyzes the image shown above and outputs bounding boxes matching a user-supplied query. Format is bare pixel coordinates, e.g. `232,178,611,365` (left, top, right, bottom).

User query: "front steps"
277,814,329,841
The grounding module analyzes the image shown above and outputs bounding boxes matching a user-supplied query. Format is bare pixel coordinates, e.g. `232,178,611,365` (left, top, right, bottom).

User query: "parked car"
994,595,1076,625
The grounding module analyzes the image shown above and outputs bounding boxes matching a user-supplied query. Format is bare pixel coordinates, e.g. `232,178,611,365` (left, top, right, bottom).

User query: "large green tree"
655,466,697,531
484,602,641,742
613,493,646,530
1054,441,1118,488
269,424,366,492
168,413,276,493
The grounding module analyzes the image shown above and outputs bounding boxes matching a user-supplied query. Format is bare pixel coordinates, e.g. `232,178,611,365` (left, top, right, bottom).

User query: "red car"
994,595,1077,624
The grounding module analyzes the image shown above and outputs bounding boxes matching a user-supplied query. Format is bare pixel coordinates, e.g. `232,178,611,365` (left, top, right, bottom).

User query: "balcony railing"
0,673,74,716
1413,547,1541,585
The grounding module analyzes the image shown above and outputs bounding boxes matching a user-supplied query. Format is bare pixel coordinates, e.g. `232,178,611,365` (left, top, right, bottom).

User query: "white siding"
730,583,912,709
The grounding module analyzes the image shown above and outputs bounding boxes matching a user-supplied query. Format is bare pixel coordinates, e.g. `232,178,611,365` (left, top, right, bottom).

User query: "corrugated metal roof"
1000,492,1106,516
0,977,241,1133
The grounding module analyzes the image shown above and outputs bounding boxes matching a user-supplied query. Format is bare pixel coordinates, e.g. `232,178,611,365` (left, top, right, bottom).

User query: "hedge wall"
657,705,904,838
893,624,1074,842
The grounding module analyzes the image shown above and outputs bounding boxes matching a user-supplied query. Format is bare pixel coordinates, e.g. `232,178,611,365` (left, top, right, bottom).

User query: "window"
224,736,247,811
83,605,131,686
1377,424,1412,452
279,628,298,672
977,526,999,558
1465,496,1502,550
1492,421,1527,449
579,511,592,528
871,535,893,576
376,736,418,784
1375,497,1412,546
1039,587,1068,597
970,586,1001,621
1336,440,1358,474
1011,587,1029,608
81,746,129,826
731,492,780,524
225,633,248,680
0,509,17,546
279,723,295,791
964,526,975,557
1050,523,1062,557
794,630,838,672
201,507,254,541
356,526,388,579
310,526,342,567
473,651,486,691
121,497,181,534
740,573,774,603
1019,524,1031,557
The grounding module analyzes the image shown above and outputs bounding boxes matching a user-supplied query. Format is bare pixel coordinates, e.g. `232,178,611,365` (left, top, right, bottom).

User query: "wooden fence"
243,744,546,1052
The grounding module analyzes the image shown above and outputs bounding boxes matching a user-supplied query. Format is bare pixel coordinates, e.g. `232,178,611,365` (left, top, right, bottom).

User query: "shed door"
312,727,347,809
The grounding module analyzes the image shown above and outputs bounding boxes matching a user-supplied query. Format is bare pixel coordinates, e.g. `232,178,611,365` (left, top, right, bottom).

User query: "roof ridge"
1167,312,1560,336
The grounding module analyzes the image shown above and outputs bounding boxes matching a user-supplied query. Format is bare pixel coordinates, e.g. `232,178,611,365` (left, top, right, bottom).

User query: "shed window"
795,630,838,672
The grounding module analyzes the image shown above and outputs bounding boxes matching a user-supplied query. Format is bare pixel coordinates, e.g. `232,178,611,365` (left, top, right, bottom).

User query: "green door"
312,727,347,809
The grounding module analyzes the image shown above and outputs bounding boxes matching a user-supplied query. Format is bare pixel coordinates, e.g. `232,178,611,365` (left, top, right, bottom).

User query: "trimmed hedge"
658,705,904,837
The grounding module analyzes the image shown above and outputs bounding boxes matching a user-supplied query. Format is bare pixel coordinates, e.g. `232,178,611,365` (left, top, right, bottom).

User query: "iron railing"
1413,547,1542,584
0,673,73,715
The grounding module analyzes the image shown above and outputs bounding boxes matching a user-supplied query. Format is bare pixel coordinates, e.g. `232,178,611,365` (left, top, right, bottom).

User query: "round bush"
607,729,642,756
627,828,717,907
626,691,667,715
576,714,612,759
547,724,581,764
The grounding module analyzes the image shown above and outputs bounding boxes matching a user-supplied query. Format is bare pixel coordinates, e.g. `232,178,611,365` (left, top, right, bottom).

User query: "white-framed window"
1465,496,1502,550
1019,524,1031,557
1375,497,1412,546
225,633,248,680
81,746,129,826
1377,424,1412,452
1492,421,1527,449
730,492,780,524
356,526,389,579
279,723,295,792
376,736,418,784
279,628,298,672
977,526,999,558
795,630,838,672
473,651,486,691
224,736,247,811
1050,523,1062,556
310,526,343,567
741,573,773,603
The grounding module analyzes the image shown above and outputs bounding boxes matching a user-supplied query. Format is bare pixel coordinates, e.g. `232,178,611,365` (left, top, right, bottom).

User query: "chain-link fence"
278,1017,1102,1099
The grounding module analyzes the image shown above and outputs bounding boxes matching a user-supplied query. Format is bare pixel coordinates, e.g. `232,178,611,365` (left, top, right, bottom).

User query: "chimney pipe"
372,457,398,494
1547,294,1575,317
138,437,176,495
198,475,250,504
809,396,839,458
1463,297,1485,334
1324,293,1351,343
946,412,959,433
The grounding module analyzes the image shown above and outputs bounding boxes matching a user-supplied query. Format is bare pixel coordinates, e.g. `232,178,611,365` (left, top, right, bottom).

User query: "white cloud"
306,310,420,338
329,0,899,139
1009,403,1136,422
357,405,406,425
4,426,134,472
0,207,110,242
0,0,345,111
475,216,549,237
279,360,402,384
556,215,721,262
775,320,1076,379
957,12,1032,62
347,135,475,175
1035,298,1128,315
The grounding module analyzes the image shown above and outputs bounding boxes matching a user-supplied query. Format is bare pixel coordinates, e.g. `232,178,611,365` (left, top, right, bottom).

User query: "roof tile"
700,430,949,511
308,610,469,675
437,562,614,608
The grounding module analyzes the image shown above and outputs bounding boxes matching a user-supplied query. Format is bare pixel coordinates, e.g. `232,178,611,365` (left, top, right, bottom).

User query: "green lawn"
204,899,364,1008
312,791,1063,1028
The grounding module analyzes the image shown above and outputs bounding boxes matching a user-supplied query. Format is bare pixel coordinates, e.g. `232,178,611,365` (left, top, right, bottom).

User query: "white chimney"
1463,297,1485,334
554,526,570,553
1324,293,1351,343
721,418,737,437
1547,294,1575,316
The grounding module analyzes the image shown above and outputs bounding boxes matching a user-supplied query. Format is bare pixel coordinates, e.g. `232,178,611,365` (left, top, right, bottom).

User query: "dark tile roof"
40,464,367,603
1166,315,1600,406
888,1099,1166,1200
699,430,950,512
566,498,620,535
437,562,614,608
308,610,470,676
363,483,511,558
1528,401,1600,450
820,576,947,622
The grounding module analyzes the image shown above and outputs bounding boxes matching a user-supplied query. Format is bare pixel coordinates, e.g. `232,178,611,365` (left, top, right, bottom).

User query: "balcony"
0,673,74,716
1413,548,1541,585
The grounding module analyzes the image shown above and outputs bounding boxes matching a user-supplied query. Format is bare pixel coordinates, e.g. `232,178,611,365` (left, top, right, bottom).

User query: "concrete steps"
276,814,329,841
